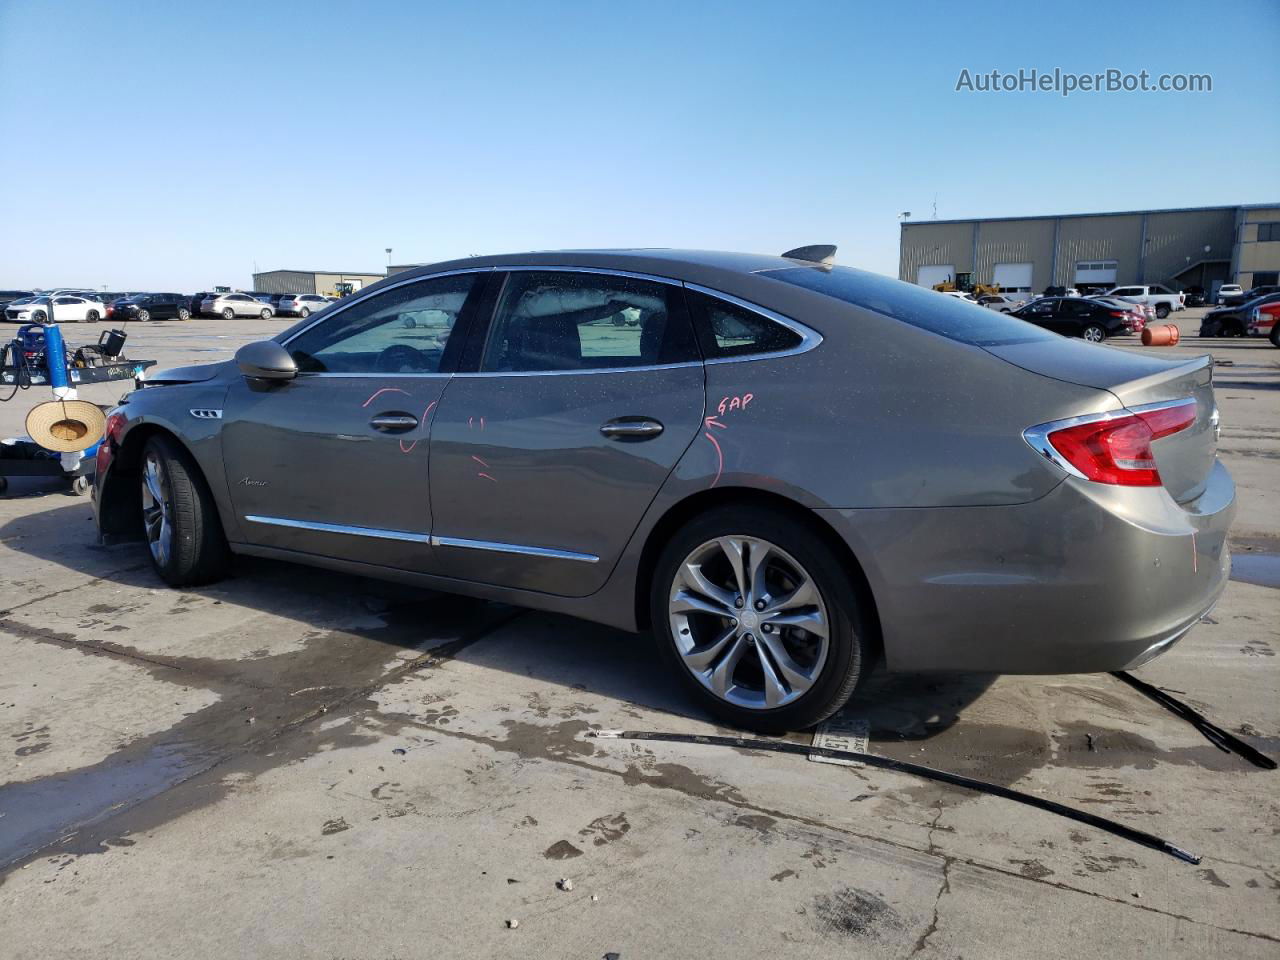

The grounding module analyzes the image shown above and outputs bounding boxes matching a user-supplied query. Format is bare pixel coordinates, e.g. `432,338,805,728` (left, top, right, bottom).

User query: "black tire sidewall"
141,435,229,586
222,309,234,320
649,505,870,732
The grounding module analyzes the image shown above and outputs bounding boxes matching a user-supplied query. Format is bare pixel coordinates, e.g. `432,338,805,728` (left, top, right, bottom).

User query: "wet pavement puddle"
1231,551,1280,589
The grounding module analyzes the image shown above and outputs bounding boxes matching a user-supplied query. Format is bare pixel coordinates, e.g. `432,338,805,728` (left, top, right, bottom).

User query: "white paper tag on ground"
809,715,870,767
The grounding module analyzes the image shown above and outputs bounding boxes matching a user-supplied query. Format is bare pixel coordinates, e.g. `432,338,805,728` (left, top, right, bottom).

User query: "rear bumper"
819,460,1235,674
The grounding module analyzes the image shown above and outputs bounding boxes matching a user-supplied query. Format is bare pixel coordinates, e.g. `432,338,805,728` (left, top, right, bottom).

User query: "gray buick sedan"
94,247,1234,731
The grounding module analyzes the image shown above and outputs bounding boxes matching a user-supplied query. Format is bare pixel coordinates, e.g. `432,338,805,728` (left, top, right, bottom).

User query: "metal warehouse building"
899,203,1280,299
252,269,385,296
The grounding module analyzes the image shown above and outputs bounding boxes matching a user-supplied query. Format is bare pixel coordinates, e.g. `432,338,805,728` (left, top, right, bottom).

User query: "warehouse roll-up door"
993,262,1033,294
1074,260,1117,286
917,265,955,288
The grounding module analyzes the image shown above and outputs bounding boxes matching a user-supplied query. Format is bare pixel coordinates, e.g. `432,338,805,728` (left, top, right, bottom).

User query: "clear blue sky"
1,0,1276,290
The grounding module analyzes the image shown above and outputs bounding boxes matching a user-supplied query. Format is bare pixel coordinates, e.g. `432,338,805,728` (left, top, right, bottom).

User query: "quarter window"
481,271,696,372
686,290,803,358
287,273,479,374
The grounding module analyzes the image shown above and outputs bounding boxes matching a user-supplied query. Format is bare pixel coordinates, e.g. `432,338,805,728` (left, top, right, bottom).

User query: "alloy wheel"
668,536,829,710
1083,325,1104,342
138,310,150,322
141,452,173,568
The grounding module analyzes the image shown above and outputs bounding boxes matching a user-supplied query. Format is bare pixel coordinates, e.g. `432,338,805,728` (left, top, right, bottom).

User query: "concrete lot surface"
1,309,1277,958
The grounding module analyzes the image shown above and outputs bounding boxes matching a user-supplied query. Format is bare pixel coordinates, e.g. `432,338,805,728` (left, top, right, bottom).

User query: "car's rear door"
426,268,705,597
218,270,488,570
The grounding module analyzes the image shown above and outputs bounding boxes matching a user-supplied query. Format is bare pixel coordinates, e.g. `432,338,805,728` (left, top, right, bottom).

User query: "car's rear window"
761,265,1055,347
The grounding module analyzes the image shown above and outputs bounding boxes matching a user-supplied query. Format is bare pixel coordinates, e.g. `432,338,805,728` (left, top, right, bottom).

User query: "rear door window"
480,271,697,372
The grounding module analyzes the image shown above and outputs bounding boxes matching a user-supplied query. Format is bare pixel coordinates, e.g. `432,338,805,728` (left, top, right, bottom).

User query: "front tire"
138,309,151,322
86,310,99,323
650,505,871,732
177,308,190,321
1082,324,1106,343
260,309,271,320
139,435,230,586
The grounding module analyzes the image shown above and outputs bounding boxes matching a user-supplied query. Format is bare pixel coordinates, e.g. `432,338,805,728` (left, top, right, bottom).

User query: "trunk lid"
987,340,1218,504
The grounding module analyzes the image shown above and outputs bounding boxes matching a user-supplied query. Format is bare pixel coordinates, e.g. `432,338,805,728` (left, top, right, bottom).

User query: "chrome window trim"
453,361,702,379
1022,397,1197,479
295,371,454,380
244,515,431,544
501,264,683,287
280,267,495,346
683,282,823,364
431,535,599,564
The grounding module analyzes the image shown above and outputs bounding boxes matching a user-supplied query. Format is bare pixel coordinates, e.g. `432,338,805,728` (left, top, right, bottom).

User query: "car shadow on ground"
1,499,998,748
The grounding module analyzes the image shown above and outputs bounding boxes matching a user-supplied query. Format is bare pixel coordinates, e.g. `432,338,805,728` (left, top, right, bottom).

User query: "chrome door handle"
600,418,664,439
370,414,419,433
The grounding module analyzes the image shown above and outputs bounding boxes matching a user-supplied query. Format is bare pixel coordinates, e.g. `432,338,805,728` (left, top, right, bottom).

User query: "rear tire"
1155,304,1170,319
299,307,310,318
221,308,234,320
1270,325,1280,348
1082,324,1106,343
650,505,872,732
139,435,230,586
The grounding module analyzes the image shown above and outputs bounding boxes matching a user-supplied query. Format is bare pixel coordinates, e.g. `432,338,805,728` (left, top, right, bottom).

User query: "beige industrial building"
899,203,1280,299
252,269,385,296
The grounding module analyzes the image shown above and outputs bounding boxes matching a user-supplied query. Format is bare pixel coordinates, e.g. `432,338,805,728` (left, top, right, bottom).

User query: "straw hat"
25,400,107,453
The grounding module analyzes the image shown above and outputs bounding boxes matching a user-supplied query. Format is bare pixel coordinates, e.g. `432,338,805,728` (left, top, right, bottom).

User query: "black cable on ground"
590,729,1202,865
1112,670,1277,770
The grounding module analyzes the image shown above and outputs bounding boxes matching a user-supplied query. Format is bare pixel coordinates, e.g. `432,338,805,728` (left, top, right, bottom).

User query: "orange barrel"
1141,324,1180,346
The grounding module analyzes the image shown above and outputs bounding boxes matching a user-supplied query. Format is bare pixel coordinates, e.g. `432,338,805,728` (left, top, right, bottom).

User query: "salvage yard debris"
589,730,1203,864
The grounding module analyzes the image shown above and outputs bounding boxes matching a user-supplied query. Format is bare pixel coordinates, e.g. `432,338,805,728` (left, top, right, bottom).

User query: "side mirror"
235,340,297,381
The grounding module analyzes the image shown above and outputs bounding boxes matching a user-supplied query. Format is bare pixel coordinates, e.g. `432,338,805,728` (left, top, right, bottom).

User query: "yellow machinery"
932,280,1000,297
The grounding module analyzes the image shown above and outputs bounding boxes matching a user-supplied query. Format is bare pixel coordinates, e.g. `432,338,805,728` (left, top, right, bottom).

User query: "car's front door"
219,270,486,569
427,269,705,597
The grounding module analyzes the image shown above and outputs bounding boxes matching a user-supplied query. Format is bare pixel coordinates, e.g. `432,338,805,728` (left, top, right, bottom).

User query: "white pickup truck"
1104,284,1186,319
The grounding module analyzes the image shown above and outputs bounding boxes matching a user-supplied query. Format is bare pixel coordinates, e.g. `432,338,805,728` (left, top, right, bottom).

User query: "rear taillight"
1024,400,1197,486
1108,310,1126,318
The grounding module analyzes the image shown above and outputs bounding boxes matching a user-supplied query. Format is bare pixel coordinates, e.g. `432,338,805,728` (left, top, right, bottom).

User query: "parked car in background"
1216,284,1244,305
1199,292,1280,337
201,292,274,319
4,294,104,323
1087,296,1146,334
115,293,192,322
1182,285,1207,307
1223,283,1280,307
93,246,1234,731
975,294,1023,312
1012,296,1133,341
275,293,331,318
0,290,34,309
189,292,219,317
1104,284,1185,319
940,290,975,302
1245,300,1280,345
253,293,288,310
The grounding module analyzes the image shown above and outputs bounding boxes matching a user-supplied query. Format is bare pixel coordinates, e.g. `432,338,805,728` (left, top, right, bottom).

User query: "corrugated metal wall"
974,219,1056,290
1054,215,1142,286
898,222,973,282
253,271,316,294
1143,209,1235,284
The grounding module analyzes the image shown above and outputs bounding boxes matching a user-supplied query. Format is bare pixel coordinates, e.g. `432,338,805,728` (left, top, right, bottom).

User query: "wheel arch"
99,423,220,540
632,486,883,659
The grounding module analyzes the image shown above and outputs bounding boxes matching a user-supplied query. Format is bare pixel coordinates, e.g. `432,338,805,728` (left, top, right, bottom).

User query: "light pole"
385,247,392,270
